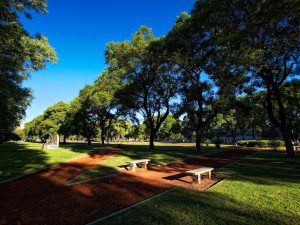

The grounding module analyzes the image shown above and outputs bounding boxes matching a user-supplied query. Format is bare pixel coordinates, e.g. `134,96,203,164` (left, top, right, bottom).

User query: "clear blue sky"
22,0,195,124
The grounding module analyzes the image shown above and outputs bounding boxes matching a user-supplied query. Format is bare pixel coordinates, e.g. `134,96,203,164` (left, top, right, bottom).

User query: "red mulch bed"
0,149,254,225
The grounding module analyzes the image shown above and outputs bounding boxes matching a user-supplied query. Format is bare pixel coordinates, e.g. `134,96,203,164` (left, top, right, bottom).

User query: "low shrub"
236,140,284,148
269,140,281,150
205,139,211,146
215,139,221,148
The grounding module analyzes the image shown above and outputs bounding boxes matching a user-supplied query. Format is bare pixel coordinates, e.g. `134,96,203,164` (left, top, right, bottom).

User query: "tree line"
1,0,299,156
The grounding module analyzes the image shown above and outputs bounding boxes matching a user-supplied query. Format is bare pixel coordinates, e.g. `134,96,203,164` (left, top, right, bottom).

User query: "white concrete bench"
128,159,150,172
293,146,300,151
185,167,214,184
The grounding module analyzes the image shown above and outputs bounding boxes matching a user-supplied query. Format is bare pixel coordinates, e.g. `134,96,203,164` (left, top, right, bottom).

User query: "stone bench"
294,146,300,151
185,167,214,184
128,159,150,172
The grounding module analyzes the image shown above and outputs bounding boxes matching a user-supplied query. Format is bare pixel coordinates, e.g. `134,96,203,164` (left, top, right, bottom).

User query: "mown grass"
99,150,300,225
0,141,221,183
0,141,107,182
70,142,223,184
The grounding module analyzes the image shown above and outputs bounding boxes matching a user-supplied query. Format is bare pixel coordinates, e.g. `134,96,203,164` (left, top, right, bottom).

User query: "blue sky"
22,0,195,124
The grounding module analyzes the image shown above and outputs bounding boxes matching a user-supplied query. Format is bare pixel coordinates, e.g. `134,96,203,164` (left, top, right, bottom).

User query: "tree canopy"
0,0,57,142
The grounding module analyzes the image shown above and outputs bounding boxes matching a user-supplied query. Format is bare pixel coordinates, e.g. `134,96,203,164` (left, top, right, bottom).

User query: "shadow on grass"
99,187,300,225
0,143,299,225
103,143,226,166
0,142,50,181
217,150,300,186
0,142,112,182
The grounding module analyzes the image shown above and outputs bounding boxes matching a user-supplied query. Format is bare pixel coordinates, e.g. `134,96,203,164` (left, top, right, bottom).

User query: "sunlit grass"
0,141,106,182
99,150,300,225
70,142,224,184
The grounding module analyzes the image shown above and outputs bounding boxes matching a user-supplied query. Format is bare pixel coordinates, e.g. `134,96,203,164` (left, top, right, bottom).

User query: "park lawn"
0,141,107,182
69,142,223,184
99,150,300,225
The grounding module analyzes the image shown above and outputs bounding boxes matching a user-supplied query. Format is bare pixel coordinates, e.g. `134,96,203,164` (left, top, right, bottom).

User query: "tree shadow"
0,162,174,225
0,144,298,225
0,142,50,182
216,150,300,186
99,188,300,225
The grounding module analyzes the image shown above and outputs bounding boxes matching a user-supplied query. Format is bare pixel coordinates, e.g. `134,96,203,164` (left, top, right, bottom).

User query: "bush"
269,140,281,150
205,139,211,146
236,140,285,148
215,139,221,148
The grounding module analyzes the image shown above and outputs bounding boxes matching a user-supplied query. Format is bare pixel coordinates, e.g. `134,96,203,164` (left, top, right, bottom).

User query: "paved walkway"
0,149,254,225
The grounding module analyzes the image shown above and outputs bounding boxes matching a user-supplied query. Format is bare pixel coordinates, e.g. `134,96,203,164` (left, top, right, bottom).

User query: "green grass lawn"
69,142,223,184
99,150,300,225
0,141,221,183
0,141,108,182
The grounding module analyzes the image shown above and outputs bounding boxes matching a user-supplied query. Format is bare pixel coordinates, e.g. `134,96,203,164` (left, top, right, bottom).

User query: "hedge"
236,140,285,148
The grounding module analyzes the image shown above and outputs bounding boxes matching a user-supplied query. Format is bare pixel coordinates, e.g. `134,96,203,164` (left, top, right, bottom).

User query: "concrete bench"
294,146,300,151
128,159,150,172
185,167,214,184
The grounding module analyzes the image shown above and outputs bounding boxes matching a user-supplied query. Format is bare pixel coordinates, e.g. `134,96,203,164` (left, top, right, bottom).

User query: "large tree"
89,70,122,146
24,101,69,142
0,0,57,142
161,12,233,153
192,0,299,156
105,26,179,149
71,86,99,145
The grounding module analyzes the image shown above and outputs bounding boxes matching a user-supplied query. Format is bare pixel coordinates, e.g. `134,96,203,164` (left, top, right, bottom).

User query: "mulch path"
0,149,254,225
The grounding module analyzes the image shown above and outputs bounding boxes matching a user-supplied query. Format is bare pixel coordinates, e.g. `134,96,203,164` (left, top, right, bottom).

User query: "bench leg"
142,162,148,169
192,174,201,184
129,163,136,172
208,171,211,179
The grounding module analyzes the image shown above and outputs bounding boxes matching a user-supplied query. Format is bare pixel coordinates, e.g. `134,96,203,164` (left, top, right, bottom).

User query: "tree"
108,119,131,142
282,79,300,142
44,101,69,139
105,26,179,149
157,115,183,141
89,70,122,146
0,0,57,143
162,12,232,153
181,116,195,142
68,87,98,145
127,124,148,141
23,101,69,142
24,115,43,141
192,0,299,156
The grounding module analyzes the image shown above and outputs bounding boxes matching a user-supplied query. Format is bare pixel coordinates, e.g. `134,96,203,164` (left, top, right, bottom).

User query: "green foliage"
65,90,98,145
204,139,211,146
24,102,69,142
191,0,299,156
12,128,25,140
236,140,285,148
0,0,57,142
157,115,183,141
108,119,131,142
105,26,180,148
269,140,282,150
127,124,148,141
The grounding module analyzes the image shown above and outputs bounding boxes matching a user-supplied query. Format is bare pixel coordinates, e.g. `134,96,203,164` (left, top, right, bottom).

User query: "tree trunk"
231,130,236,143
63,136,67,144
282,130,295,157
262,72,295,157
251,129,256,140
101,132,105,146
149,130,156,149
87,138,92,146
195,130,202,154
